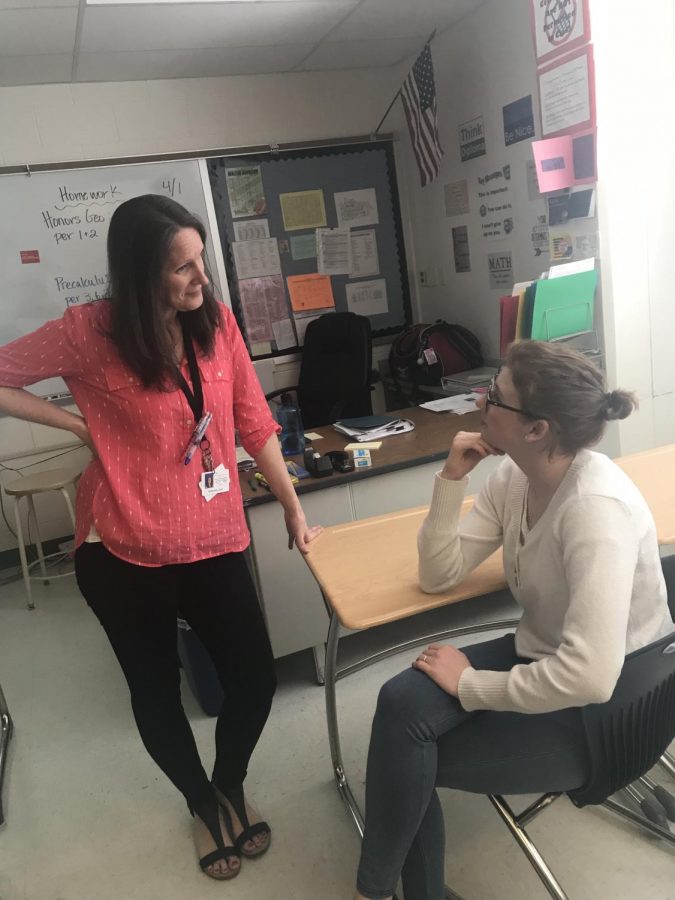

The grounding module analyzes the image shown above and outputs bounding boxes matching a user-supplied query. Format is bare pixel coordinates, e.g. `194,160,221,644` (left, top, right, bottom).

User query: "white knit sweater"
418,450,674,715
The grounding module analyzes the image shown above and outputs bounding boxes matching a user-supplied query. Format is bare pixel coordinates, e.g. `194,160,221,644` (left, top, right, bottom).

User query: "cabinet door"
246,484,353,659
351,456,502,520
351,462,439,519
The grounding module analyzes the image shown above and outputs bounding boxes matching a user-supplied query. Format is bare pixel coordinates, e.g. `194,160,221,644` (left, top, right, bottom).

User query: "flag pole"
373,28,437,134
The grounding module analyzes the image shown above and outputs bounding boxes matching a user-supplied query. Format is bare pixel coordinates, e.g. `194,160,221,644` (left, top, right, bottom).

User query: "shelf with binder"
530,269,598,342
500,267,600,353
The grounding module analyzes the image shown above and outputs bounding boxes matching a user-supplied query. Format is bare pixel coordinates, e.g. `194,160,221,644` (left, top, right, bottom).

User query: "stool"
4,468,79,610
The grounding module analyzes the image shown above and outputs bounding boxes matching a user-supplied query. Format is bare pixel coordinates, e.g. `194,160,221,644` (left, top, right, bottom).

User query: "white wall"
0,69,399,167
590,0,675,453
390,0,548,359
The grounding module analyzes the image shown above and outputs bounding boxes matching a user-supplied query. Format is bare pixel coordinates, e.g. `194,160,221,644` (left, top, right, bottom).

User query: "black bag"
389,321,483,386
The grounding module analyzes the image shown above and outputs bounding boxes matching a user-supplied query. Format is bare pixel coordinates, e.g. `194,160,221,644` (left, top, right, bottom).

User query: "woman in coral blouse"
0,194,321,881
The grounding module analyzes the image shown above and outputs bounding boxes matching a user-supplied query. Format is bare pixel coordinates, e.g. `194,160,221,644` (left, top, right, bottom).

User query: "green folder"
530,270,597,341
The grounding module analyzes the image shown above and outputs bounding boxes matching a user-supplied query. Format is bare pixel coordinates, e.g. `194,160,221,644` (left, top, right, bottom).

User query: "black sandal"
214,783,272,859
193,793,241,880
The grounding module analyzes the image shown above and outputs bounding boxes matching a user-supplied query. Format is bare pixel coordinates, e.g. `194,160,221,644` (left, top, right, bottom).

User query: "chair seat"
4,467,80,496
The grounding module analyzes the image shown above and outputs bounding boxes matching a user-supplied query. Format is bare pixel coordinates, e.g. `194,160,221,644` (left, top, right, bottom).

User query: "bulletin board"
207,139,412,359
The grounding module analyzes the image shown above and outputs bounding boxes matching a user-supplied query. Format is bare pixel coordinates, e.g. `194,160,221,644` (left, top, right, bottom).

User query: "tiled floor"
1,573,674,900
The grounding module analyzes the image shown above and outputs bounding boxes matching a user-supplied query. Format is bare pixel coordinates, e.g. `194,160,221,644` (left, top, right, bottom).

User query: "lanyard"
176,317,203,424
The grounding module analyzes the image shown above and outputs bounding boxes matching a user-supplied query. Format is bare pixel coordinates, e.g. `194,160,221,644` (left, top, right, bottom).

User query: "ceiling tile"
299,38,422,71
0,54,73,87
0,7,77,55
80,1,358,52
329,0,485,41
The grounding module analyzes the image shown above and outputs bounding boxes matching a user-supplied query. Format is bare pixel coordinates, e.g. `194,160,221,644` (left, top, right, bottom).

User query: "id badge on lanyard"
177,319,229,500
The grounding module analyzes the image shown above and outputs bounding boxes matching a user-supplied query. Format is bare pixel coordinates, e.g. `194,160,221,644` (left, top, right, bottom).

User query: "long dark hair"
106,194,221,388
506,341,637,455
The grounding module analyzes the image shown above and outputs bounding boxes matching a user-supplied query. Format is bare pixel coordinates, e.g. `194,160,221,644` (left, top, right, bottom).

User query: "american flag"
400,43,443,187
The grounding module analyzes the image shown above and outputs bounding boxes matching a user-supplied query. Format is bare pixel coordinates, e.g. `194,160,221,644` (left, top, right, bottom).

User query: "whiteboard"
0,158,226,396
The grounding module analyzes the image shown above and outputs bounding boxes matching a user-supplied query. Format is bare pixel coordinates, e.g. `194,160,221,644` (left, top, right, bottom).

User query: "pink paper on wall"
532,130,596,193
532,136,575,192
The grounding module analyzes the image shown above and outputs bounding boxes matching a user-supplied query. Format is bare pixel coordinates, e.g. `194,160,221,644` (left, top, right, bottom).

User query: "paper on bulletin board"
487,250,513,290
287,274,335,312
458,115,486,162
232,237,281,280
233,219,270,242
502,95,535,146
290,233,317,260
444,180,470,217
294,312,327,346
271,318,297,350
532,136,574,192
549,256,595,278
350,229,379,278
476,164,514,241
538,46,595,137
529,0,591,65
532,132,596,193
530,216,549,258
334,188,379,228
345,278,388,316
238,275,288,343
317,227,352,275
526,160,543,201
547,188,595,225
226,166,267,218
549,222,598,261
452,225,471,273
280,190,327,231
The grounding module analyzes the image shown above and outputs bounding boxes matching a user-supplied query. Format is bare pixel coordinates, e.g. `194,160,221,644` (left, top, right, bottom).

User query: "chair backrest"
568,631,675,807
661,553,675,619
297,312,374,428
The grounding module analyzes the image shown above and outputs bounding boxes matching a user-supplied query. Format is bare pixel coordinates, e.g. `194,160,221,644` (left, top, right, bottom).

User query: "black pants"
75,542,277,812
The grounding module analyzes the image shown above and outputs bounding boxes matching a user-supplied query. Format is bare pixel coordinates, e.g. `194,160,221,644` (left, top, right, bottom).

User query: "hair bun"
604,389,638,421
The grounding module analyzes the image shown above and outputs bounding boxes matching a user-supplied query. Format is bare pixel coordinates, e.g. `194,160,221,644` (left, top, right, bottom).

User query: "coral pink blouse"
0,302,279,566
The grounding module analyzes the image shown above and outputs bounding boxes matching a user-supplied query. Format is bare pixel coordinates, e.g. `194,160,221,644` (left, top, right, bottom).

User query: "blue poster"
503,95,535,147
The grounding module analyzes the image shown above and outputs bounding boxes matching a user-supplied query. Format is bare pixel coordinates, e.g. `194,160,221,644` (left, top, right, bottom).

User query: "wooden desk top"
304,499,505,630
240,406,481,505
615,444,675,545
303,443,675,631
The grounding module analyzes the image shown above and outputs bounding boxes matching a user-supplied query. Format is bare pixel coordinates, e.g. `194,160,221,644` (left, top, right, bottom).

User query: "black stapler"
304,448,334,478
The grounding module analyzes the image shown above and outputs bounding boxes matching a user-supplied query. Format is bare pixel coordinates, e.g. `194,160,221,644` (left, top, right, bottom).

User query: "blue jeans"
356,633,590,900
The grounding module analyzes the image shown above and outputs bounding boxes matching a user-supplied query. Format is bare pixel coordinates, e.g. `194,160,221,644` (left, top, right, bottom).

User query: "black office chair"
438,629,675,900
266,312,377,429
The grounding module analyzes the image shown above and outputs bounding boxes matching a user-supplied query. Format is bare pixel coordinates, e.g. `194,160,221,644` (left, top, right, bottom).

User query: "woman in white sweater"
355,340,673,900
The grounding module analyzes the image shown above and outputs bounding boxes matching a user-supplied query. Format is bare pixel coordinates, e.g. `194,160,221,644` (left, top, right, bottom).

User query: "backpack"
389,321,483,386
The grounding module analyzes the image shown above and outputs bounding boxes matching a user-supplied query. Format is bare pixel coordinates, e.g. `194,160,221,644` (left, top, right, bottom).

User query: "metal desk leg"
312,643,326,686
324,609,365,837
0,680,13,827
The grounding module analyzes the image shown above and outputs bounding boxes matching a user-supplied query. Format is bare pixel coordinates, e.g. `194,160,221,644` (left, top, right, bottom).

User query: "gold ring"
422,653,428,663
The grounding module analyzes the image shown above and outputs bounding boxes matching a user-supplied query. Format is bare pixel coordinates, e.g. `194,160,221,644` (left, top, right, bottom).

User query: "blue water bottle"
278,392,305,457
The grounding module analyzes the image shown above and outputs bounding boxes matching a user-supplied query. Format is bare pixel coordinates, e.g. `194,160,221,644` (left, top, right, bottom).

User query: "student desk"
302,444,675,835
239,406,491,676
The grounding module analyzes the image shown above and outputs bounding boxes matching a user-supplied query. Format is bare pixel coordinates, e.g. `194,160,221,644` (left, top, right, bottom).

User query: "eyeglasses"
485,372,541,419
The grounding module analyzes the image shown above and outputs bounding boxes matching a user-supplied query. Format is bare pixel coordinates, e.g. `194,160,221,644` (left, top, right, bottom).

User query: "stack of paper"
419,393,479,414
333,416,415,441
441,367,496,392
